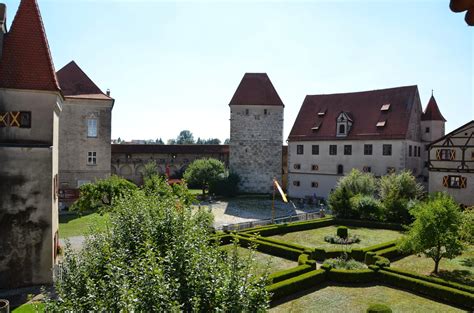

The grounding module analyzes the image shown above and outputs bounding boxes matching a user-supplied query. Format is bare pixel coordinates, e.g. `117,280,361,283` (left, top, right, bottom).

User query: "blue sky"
5,0,473,142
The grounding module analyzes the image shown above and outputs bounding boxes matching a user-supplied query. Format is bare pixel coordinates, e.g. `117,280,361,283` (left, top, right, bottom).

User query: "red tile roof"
0,0,60,92
421,95,446,122
229,73,284,106
450,0,474,25
57,61,112,100
288,85,419,141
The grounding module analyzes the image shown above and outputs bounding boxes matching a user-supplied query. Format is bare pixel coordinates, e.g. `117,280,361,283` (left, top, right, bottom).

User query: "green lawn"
270,226,404,250
59,212,110,238
391,245,474,286
270,285,464,313
220,245,297,276
12,303,45,313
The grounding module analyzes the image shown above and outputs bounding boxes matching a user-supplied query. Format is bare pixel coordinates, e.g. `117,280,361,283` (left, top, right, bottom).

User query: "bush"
350,194,385,221
365,251,377,265
337,226,348,239
324,234,360,244
323,257,366,270
366,304,392,313
243,216,334,236
183,158,225,196
327,269,376,283
266,270,326,301
374,257,390,268
268,264,313,284
233,235,301,261
209,172,240,197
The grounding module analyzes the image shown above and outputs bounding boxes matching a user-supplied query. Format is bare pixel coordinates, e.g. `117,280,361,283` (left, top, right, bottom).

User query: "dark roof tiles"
229,73,284,106
0,0,60,92
421,95,446,122
288,85,419,141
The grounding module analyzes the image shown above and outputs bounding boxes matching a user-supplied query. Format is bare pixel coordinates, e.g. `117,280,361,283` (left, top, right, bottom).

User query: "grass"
59,212,110,238
391,245,474,286
270,226,404,249
220,245,297,276
12,303,45,312
270,285,464,313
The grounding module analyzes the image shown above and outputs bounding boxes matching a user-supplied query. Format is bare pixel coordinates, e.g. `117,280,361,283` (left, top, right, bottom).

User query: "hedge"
266,269,327,300
244,234,308,252
233,235,301,261
383,267,474,294
327,269,377,283
268,264,313,284
366,304,392,313
375,246,405,260
378,269,474,310
333,219,404,231
243,217,335,236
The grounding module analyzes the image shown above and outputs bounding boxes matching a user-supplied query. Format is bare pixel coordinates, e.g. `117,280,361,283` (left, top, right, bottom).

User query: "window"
245,109,249,115
409,145,412,157
297,145,304,155
312,145,319,155
417,146,421,157
425,127,430,133
337,164,344,175
293,163,301,170
438,149,455,160
311,164,319,171
363,166,371,173
293,181,300,187
338,124,346,135
383,144,392,156
87,152,97,165
344,145,352,155
0,111,31,128
380,104,391,111
329,145,337,155
449,176,461,189
424,161,428,168
311,182,318,188
364,144,373,155
264,109,268,115
19,112,31,128
87,118,97,137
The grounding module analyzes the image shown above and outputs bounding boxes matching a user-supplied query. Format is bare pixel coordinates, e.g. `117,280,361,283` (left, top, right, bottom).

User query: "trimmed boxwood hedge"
233,235,301,261
245,234,308,252
267,269,327,300
334,219,404,231
378,269,474,310
327,269,377,283
383,267,474,294
243,216,335,236
268,264,313,284
366,304,392,313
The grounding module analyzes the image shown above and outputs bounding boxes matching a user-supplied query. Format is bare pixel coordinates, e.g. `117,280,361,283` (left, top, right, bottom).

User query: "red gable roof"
229,73,284,106
0,0,60,92
57,61,112,100
421,95,446,122
288,85,419,141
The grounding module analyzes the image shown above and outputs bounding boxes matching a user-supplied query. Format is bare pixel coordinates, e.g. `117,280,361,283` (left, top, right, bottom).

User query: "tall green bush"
47,188,269,311
209,172,240,197
183,158,225,196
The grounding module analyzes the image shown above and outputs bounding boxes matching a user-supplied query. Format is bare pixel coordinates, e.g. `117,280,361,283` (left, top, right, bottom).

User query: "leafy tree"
459,207,474,244
142,160,160,182
155,138,164,144
176,130,195,144
46,184,269,311
71,175,138,212
224,138,230,144
349,194,384,221
183,158,225,196
328,169,377,218
204,138,221,145
196,137,203,144
167,138,176,145
209,172,240,197
379,171,424,223
399,193,464,274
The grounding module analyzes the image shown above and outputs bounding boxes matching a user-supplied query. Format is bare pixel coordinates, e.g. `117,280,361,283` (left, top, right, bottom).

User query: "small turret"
421,93,446,142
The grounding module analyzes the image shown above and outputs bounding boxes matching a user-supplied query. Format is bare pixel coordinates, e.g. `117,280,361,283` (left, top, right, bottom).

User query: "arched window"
337,164,344,175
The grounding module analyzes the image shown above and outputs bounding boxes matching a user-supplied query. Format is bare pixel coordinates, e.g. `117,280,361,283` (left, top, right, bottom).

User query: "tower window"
297,145,304,155
311,182,318,188
425,127,430,133
337,164,344,175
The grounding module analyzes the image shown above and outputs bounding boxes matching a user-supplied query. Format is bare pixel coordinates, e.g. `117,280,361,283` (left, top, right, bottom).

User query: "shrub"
374,257,390,268
324,234,360,244
366,304,392,313
266,270,326,301
323,257,366,270
209,172,240,197
327,269,376,283
337,226,348,239
183,158,225,197
350,194,385,221
365,251,377,265
268,264,313,284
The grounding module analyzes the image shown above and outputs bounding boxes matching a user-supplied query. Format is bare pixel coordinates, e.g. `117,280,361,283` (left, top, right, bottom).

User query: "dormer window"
381,103,391,111
336,112,352,137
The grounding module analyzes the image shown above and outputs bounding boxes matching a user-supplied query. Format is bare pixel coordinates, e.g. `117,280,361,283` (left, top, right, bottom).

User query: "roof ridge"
306,85,418,97
57,60,111,98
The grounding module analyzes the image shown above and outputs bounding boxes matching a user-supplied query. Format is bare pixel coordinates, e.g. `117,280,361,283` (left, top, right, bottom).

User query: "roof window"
381,104,391,111
376,120,386,127
318,109,327,116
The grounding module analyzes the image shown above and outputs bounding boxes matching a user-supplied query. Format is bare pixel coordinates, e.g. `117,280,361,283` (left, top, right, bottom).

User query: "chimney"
106,88,110,96
0,3,6,59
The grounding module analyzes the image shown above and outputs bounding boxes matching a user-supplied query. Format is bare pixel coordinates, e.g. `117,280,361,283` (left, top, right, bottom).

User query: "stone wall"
229,105,283,193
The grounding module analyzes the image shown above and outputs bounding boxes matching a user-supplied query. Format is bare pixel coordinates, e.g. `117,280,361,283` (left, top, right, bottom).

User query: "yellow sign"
273,179,288,203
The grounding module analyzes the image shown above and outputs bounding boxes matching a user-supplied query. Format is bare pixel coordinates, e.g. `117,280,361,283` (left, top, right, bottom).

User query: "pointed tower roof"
421,95,446,121
57,61,111,100
229,73,284,106
0,0,60,92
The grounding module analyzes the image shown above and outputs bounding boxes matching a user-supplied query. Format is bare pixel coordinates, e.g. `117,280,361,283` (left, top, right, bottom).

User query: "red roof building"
0,0,60,92
229,73,284,107
421,95,446,122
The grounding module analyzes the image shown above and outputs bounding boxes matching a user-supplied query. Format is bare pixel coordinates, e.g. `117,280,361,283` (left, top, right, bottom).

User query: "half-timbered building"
428,120,474,206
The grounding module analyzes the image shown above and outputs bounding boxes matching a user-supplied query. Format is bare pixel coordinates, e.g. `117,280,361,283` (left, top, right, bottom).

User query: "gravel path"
59,236,85,251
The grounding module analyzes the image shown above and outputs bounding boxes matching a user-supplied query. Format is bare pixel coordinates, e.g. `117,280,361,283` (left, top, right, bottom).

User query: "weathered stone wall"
59,98,113,189
0,147,55,289
229,105,283,193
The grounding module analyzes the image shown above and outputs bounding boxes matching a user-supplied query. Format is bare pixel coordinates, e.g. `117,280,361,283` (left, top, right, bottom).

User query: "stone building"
229,73,284,193
0,0,61,288
287,85,445,199
56,61,114,206
428,120,473,206
111,144,229,185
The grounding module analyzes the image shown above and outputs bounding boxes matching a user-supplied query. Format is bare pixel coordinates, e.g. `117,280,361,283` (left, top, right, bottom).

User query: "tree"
224,138,230,144
379,171,424,223
459,207,474,245
155,138,164,144
45,183,269,311
399,193,464,274
71,175,138,212
167,138,176,145
183,158,225,196
204,138,221,145
142,160,160,182
176,130,195,144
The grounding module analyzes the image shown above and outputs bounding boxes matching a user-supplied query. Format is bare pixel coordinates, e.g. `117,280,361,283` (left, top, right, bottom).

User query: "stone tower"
229,73,284,193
